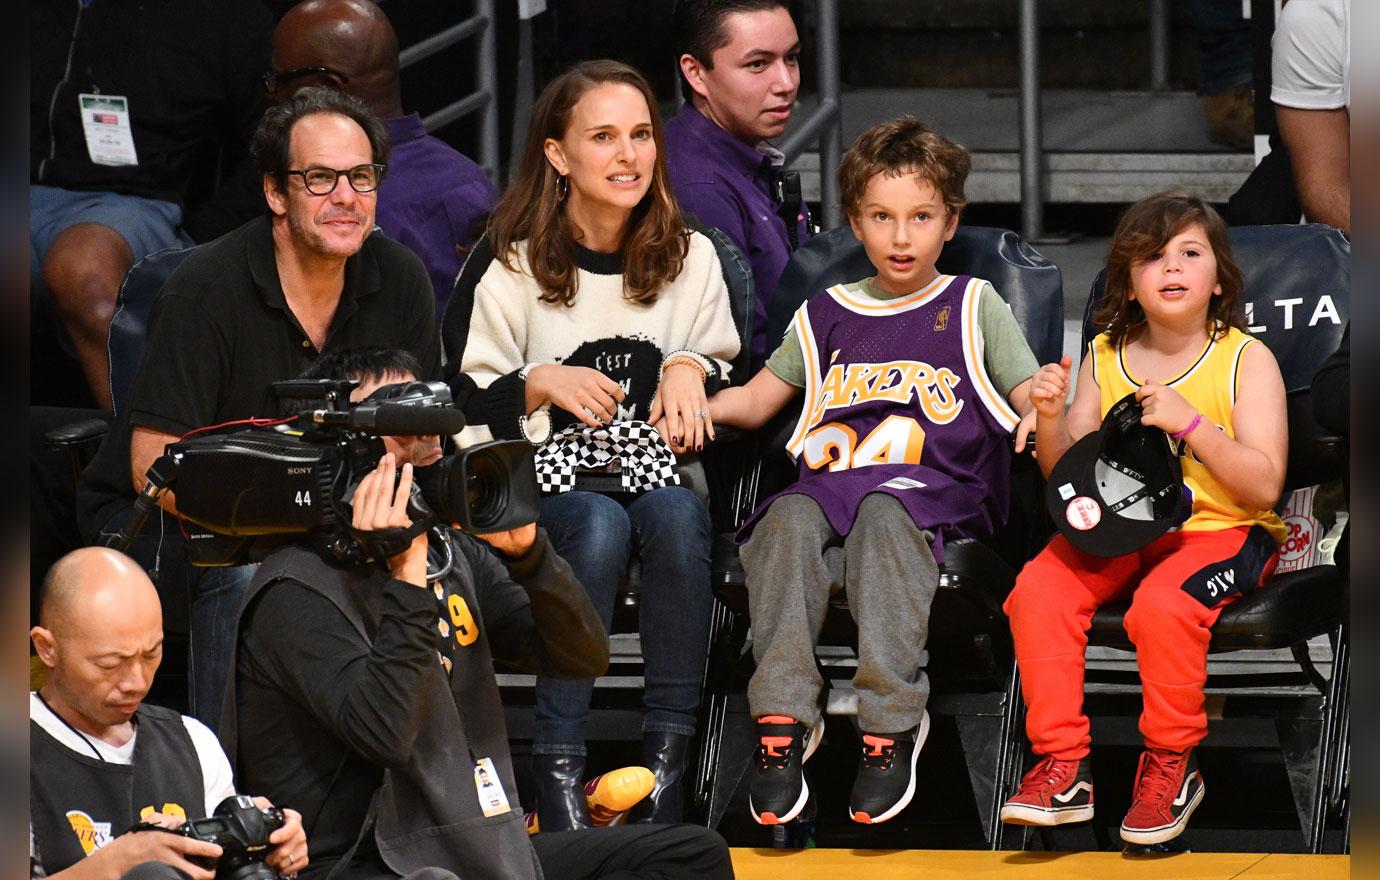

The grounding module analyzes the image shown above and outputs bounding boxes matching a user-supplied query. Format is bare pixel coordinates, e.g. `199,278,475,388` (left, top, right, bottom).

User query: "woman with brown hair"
441,59,740,830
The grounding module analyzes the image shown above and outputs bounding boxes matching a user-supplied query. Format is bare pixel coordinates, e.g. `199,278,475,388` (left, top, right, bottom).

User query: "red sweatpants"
1005,527,1279,759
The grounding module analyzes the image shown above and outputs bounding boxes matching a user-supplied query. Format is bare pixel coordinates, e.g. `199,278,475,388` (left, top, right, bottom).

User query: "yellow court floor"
728,848,1349,880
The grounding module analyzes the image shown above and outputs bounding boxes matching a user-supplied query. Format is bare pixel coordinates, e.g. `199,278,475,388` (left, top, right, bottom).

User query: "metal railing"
1018,0,1175,239
778,0,844,229
398,0,500,182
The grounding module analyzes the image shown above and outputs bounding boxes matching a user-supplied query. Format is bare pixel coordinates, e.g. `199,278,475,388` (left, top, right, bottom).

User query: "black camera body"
178,795,284,880
157,379,540,567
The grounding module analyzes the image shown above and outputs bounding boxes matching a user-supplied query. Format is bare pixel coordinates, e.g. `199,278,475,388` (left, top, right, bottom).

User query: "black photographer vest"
30,704,206,874
222,541,541,880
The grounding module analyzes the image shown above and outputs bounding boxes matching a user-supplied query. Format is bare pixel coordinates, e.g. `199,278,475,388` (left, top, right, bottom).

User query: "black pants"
316,823,734,880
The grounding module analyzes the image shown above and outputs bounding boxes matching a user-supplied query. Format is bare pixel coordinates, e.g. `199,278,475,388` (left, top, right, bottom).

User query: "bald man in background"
29,548,306,880
268,0,498,312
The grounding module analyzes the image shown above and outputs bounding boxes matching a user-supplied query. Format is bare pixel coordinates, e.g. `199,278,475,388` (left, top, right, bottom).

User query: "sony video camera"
127,378,539,567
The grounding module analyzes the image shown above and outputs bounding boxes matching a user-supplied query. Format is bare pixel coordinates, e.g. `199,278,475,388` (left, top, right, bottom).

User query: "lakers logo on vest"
65,810,112,856
805,359,965,432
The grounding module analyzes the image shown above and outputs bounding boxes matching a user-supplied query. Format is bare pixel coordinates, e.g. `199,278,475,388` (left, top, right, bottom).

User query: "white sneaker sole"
1000,801,1095,826
849,710,930,825
750,717,826,826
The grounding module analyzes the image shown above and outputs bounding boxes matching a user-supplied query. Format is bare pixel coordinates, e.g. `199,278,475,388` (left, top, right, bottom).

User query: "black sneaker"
748,715,824,825
849,710,929,824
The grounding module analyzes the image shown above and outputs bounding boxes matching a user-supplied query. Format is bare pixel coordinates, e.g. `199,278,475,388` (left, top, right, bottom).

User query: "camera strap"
354,512,439,562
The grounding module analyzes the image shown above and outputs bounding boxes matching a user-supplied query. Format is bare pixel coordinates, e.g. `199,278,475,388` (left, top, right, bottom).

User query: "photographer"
222,349,734,879
29,548,306,880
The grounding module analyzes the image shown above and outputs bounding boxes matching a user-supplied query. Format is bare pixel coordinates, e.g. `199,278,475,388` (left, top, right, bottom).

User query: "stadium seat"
692,224,1065,845
1064,223,1350,853
109,245,199,414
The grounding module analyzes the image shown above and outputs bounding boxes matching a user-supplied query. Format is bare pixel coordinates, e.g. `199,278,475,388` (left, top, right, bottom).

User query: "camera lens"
465,451,508,530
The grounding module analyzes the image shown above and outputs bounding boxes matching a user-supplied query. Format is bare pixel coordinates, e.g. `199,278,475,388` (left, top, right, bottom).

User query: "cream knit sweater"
458,230,741,443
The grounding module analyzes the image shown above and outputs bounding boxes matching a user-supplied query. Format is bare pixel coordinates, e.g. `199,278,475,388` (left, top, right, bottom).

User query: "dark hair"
299,347,424,386
837,115,970,222
250,86,390,188
673,0,791,100
1095,191,1246,345
278,348,422,417
487,60,688,307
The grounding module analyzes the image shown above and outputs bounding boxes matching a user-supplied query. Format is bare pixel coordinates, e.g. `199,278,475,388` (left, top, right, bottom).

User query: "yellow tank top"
1090,326,1285,543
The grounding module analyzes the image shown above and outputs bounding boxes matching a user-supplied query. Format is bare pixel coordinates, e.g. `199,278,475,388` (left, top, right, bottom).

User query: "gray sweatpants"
741,492,940,734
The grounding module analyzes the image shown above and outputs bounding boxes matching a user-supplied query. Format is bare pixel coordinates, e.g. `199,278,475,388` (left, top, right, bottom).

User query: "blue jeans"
99,505,255,731
533,487,713,755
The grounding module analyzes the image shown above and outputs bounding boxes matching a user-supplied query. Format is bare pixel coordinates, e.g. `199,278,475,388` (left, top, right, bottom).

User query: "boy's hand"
1136,382,1199,435
1013,409,1037,455
1030,355,1073,418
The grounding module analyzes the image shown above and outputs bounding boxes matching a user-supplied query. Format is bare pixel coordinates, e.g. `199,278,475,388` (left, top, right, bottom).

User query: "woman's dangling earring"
555,173,569,201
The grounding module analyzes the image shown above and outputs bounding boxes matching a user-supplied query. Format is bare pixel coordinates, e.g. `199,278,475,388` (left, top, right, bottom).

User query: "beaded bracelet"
1170,412,1203,441
661,356,708,384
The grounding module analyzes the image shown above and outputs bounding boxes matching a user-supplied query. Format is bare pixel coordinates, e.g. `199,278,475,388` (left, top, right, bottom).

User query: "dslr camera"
117,378,540,566
142,795,283,880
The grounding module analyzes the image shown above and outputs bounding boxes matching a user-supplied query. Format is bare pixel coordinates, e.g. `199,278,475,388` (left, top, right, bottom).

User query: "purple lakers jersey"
738,274,1021,559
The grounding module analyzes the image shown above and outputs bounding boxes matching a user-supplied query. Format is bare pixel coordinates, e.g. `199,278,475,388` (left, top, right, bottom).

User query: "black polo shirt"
77,215,441,539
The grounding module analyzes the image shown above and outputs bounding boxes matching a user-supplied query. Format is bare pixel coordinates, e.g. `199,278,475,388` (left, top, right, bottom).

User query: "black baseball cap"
1045,392,1187,557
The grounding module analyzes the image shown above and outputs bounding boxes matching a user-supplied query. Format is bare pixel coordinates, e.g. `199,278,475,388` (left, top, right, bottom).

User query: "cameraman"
30,548,307,880
222,349,734,879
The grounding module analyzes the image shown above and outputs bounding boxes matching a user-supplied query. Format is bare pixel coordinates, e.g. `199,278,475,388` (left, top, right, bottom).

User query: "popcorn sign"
1276,485,1320,573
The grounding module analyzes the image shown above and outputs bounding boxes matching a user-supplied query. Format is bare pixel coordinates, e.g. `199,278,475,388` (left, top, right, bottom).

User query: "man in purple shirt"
665,0,813,368
270,0,497,313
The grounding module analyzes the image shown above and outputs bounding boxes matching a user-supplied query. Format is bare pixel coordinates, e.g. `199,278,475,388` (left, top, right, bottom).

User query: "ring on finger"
693,410,707,419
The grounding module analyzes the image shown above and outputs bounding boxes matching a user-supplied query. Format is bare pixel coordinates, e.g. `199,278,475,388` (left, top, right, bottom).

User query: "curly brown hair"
837,115,970,222
486,60,688,307
1094,191,1246,345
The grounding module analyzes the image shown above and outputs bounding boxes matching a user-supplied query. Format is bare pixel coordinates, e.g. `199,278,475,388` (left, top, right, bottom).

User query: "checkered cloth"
535,420,680,494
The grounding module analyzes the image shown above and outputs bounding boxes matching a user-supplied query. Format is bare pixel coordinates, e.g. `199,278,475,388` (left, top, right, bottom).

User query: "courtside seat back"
1081,222,1348,389
108,245,198,414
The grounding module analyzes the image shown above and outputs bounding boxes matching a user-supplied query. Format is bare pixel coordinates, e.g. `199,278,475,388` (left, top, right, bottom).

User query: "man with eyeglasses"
266,0,498,314
77,87,441,730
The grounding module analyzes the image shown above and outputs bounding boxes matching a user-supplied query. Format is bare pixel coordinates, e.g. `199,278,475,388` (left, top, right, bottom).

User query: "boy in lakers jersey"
999,193,1288,845
707,117,1039,826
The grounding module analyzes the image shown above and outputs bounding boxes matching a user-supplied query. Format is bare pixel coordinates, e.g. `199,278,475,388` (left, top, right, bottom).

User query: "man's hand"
1030,355,1072,419
474,522,538,560
352,453,428,587
73,826,221,880
254,797,308,877
1135,382,1199,436
528,364,625,428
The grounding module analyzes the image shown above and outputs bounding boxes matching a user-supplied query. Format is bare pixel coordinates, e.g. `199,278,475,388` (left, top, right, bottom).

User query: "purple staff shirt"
664,103,812,367
377,113,498,313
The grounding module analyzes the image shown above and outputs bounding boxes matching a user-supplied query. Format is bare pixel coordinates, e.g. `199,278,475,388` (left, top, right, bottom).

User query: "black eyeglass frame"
261,65,349,94
285,164,388,195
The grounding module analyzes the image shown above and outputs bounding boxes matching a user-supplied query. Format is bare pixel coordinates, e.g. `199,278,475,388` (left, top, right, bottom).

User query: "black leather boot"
535,753,592,831
628,731,691,824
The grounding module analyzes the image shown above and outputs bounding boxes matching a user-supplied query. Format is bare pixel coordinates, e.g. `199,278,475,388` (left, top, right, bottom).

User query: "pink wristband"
1170,412,1203,441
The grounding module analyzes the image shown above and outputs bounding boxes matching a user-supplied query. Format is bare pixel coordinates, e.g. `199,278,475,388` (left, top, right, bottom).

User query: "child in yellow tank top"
999,193,1288,846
